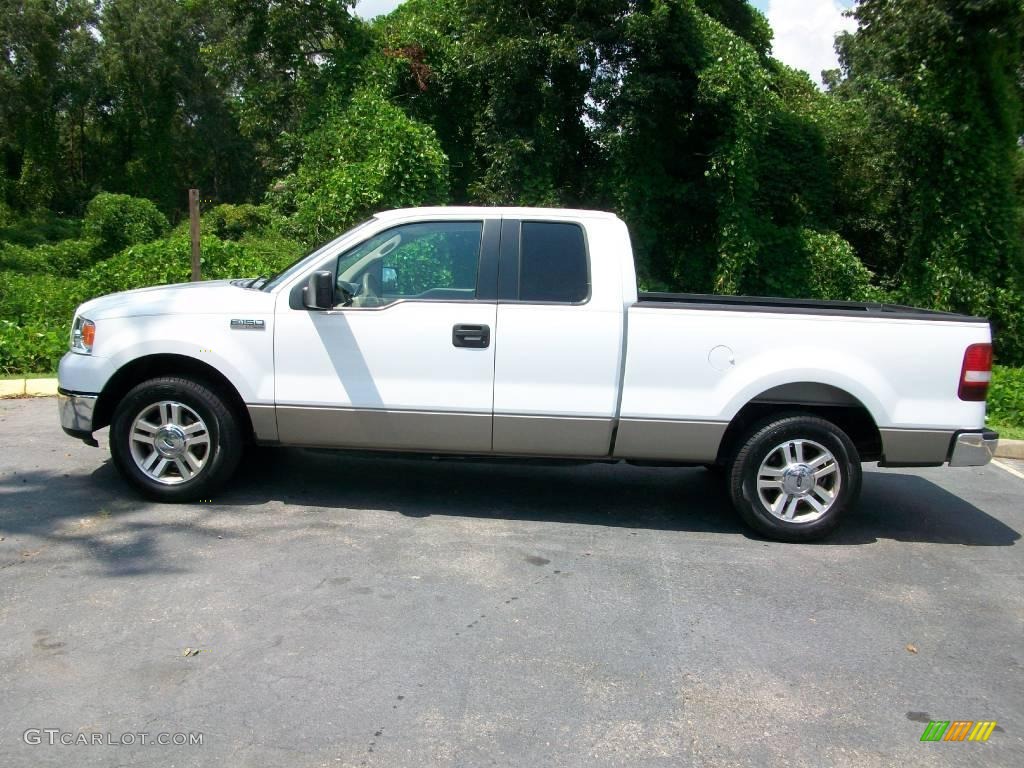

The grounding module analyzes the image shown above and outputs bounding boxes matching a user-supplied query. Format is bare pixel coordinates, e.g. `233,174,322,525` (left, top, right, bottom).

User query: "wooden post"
188,188,201,282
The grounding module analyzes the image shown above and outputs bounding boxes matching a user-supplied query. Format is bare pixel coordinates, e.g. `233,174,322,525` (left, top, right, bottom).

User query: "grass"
989,421,1024,441
987,365,1023,441
0,372,56,380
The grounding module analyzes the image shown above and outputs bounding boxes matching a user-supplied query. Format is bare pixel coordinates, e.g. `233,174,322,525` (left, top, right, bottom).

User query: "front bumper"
58,388,99,446
948,429,999,467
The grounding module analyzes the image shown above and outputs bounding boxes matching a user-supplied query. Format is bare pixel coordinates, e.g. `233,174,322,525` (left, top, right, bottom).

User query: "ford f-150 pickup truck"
57,207,998,541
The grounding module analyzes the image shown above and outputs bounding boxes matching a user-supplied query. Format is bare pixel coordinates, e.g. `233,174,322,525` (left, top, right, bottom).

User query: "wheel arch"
93,354,255,440
715,382,883,465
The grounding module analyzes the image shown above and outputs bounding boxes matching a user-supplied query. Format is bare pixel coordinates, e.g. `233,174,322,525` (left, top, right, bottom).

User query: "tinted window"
335,221,482,307
519,222,588,303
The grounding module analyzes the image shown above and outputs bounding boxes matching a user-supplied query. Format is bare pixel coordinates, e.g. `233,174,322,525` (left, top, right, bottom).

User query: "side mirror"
303,270,334,310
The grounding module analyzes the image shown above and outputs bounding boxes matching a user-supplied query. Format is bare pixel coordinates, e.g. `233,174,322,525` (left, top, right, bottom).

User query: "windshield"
260,218,376,291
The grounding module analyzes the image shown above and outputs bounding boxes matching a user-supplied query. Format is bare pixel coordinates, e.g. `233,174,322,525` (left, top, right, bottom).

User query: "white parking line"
992,459,1024,480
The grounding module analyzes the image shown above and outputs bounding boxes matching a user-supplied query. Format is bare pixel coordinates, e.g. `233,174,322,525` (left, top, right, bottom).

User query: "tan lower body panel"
613,418,727,462
267,406,727,461
246,404,279,442
492,414,614,457
275,405,492,453
879,428,954,464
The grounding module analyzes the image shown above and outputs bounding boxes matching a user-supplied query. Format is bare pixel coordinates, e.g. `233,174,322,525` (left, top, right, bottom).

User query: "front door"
274,217,500,452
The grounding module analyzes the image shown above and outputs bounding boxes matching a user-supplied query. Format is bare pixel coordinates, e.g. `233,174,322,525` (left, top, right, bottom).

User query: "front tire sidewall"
111,378,240,502
731,417,861,542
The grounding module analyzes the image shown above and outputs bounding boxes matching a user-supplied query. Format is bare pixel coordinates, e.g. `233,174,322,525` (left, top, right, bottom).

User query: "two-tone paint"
58,206,995,469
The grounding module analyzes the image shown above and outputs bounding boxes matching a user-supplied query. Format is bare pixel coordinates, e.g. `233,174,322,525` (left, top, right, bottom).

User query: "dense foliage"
0,207,301,372
275,90,450,245
1,0,1023,375
83,192,168,255
989,363,1024,429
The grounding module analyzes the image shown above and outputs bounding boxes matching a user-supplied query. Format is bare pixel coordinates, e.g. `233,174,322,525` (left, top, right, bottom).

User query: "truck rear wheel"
727,414,861,542
110,377,243,502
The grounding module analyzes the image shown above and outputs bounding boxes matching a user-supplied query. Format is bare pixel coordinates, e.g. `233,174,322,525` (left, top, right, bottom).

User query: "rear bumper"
879,427,998,468
948,429,998,467
58,387,99,445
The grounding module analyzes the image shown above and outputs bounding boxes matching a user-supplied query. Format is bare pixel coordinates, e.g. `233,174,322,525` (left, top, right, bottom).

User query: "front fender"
99,314,274,405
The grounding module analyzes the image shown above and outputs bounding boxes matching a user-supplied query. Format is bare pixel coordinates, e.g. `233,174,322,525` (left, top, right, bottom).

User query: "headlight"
71,316,95,354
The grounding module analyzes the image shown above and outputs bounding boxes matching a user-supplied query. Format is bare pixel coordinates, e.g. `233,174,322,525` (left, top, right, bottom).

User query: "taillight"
958,343,992,401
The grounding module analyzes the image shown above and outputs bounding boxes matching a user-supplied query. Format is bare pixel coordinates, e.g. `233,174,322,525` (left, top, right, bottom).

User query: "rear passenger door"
491,219,623,456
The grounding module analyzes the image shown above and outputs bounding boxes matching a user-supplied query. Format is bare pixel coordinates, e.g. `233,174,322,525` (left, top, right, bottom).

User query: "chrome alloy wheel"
129,401,210,485
755,438,841,524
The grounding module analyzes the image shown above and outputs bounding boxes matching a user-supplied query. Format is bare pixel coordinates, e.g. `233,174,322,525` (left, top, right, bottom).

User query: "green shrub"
1,239,100,277
81,233,301,297
0,270,89,325
735,225,876,301
0,212,81,247
0,320,67,375
0,227,303,374
275,90,449,245
0,268,88,374
988,365,1024,430
803,230,877,302
991,286,1024,367
201,204,275,241
83,193,169,255
32,239,102,276
0,242,41,273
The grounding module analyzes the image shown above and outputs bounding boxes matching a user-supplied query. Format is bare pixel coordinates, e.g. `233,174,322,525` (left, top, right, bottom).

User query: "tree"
831,0,1024,323
0,0,99,212
97,0,264,212
373,0,619,206
202,0,372,176
592,0,867,298
272,90,449,245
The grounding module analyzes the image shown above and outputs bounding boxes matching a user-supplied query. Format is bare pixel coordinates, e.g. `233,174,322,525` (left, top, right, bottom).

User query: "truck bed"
636,292,987,322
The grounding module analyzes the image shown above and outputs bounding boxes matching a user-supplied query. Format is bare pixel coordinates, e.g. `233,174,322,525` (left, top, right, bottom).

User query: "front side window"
519,222,589,303
335,221,483,308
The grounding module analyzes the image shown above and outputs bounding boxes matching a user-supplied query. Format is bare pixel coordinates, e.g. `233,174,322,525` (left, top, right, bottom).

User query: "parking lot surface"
1,397,1022,767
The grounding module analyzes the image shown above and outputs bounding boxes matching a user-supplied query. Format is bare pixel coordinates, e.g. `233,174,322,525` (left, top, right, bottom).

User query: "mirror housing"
303,270,334,310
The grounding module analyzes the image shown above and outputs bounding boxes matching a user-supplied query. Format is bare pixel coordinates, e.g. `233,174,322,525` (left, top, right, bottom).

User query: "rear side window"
519,222,589,303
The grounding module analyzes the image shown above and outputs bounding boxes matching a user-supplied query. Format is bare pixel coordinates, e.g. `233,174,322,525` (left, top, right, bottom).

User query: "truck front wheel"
110,377,243,502
727,414,861,542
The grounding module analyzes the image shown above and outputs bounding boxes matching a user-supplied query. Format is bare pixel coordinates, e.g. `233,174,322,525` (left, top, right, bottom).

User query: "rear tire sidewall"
729,416,861,542
110,378,241,502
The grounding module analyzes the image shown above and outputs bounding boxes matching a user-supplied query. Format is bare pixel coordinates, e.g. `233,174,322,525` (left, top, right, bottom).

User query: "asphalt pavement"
1,396,1022,767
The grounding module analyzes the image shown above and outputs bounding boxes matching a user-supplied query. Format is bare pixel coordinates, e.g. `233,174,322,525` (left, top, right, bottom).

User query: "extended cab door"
491,217,627,456
273,217,500,452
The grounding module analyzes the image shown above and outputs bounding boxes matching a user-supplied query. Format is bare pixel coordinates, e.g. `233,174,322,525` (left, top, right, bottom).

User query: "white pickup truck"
58,207,998,541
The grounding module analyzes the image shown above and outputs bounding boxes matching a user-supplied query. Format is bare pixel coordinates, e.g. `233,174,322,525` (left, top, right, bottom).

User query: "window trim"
497,219,592,306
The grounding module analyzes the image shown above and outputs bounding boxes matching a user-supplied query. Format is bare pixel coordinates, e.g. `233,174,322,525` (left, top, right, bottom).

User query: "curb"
0,378,58,398
995,439,1024,461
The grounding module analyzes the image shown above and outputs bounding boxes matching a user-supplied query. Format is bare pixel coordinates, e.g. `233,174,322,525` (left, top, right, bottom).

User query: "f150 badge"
230,319,265,330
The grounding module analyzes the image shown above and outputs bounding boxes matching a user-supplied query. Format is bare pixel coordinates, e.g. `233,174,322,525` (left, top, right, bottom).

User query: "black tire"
727,414,861,542
110,376,243,502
